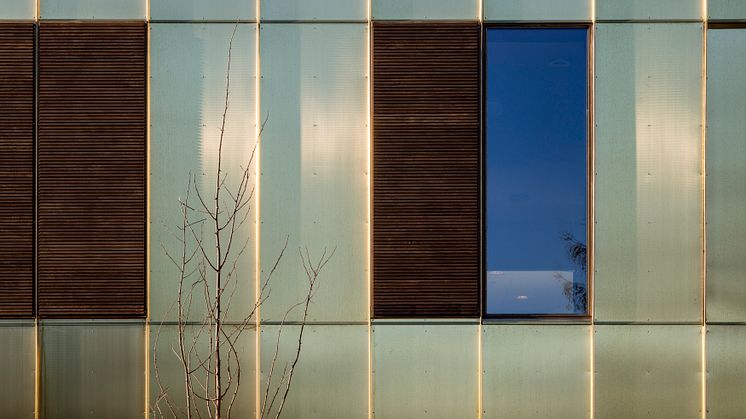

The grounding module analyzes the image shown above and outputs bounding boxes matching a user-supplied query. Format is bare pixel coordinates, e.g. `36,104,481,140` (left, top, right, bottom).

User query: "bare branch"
154,21,333,419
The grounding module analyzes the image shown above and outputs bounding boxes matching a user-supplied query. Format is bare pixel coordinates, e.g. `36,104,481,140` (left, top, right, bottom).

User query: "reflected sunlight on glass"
150,24,257,322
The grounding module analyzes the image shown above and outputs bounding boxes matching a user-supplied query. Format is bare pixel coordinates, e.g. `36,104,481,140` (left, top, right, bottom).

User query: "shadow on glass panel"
485,27,588,316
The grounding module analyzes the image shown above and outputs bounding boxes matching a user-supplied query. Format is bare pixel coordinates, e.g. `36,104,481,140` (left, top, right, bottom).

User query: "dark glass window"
485,27,589,315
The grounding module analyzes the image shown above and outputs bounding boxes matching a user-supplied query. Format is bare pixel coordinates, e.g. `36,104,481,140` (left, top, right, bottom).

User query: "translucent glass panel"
594,325,702,419
372,0,478,20
484,0,591,22
595,0,702,21
709,0,746,20
150,324,255,417
706,325,746,418
373,323,478,419
594,24,703,322
259,24,368,322
39,0,145,19
150,23,257,322
0,323,35,419
40,323,144,419
0,0,34,19
150,0,255,21
482,325,590,419
261,0,367,21
486,28,588,315
706,29,746,323
260,324,367,418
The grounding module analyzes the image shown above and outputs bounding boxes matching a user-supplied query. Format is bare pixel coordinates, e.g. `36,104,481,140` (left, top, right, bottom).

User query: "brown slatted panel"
0,23,34,318
372,22,480,318
38,22,146,318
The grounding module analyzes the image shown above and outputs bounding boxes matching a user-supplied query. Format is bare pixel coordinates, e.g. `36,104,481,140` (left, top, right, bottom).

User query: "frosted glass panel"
150,23,257,322
40,0,145,19
373,323,478,419
372,0,478,20
259,24,368,322
596,0,702,21
260,324,367,419
261,0,367,20
40,323,144,419
594,325,701,419
709,0,746,20
150,0,255,21
0,324,35,419
150,324,255,417
707,325,746,418
594,23,702,322
482,325,591,419
706,29,746,323
484,0,591,22
0,0,34,19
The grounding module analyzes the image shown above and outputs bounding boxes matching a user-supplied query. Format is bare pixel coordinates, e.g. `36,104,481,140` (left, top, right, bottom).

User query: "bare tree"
151,25,334,419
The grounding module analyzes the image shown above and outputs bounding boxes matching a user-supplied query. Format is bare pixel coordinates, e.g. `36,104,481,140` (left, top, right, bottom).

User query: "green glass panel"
482,325,591,419
259,23,368,323
708,0,746,20
706,325,746,418
40,0,145,19
261,0,367,20
0,323,35,419
484,0,591,22
372,0,478,20
596,0,702,21
0,0,34,19
150,0,255,21
40,323,145,419
260,324,367,418
373,323,478,419
594,325,701,419
706,28,746,322
594,23,703,322
150,23,257,323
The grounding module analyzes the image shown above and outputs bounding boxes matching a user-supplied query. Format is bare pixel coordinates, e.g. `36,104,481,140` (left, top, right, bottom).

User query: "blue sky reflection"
486,28,588,315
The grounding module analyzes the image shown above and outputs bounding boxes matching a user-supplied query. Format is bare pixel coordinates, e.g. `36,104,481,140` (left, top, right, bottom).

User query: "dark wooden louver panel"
0,24,34,317
38,22,146,318
372,22,480,318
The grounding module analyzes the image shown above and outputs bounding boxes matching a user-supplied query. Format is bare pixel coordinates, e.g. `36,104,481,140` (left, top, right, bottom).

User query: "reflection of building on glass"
487,270,584,314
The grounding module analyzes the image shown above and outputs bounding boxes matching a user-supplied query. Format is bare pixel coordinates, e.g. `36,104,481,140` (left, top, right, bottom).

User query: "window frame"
480,23,594,320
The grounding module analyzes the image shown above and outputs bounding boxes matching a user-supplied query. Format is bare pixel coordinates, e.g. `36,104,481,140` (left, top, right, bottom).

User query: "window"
37,22,147,317
0,21,147,318
372,22,481,318
0,23,34,318
485,27,589,316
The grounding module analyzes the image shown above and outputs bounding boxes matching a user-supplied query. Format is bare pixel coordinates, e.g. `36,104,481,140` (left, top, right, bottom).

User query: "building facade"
1,0,746,418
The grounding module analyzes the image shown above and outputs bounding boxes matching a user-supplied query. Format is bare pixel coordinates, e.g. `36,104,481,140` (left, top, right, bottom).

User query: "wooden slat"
0,23,34,318
38,22,146,318
372,22,481,318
